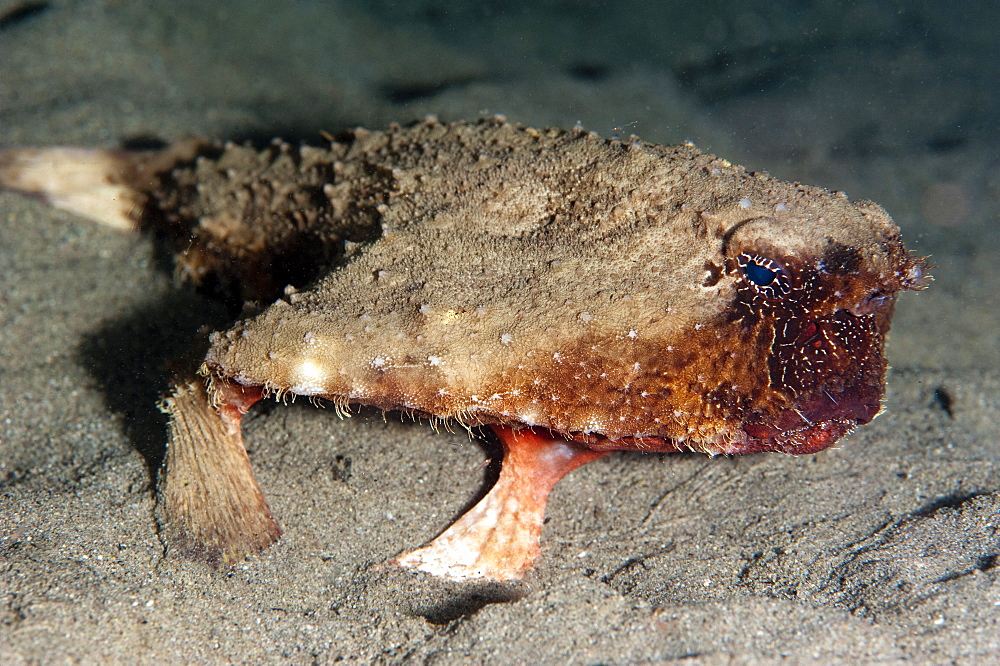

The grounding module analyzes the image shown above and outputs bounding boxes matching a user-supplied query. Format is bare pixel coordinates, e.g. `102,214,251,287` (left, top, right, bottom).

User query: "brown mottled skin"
186,118,922,455
0,117,927,580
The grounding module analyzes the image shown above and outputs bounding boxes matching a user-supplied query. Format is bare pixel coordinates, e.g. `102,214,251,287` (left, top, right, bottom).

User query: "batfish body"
0,117,927,580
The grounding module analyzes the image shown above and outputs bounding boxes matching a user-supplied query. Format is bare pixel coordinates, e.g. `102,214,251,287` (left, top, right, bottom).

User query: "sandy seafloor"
0,1,998,663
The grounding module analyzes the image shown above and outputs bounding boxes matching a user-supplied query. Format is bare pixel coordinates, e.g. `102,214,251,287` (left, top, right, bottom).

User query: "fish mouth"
739,383,882,455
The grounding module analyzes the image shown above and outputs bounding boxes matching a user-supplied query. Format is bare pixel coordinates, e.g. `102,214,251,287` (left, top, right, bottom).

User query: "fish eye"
737,252,791,298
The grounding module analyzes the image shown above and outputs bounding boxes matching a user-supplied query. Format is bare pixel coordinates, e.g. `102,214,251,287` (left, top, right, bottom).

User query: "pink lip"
740,384,881,455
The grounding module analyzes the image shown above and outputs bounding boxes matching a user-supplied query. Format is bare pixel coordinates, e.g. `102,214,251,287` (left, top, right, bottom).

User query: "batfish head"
701,197,929,455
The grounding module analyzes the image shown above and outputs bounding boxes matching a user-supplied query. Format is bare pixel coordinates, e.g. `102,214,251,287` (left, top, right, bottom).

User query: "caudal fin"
0,147,143,230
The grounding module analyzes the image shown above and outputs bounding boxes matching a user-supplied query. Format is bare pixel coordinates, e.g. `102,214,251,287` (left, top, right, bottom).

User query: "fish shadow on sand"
76,287,231,479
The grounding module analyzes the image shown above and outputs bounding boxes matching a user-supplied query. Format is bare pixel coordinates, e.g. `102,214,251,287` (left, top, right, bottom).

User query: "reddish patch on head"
719,243,915,456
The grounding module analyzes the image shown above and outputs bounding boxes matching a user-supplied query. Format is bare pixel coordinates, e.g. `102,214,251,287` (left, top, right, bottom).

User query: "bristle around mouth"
902,253,934,291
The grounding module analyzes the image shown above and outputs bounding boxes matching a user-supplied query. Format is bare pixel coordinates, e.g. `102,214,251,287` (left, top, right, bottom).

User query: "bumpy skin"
189,118,924,456
136,137,385,300
0,116,927,577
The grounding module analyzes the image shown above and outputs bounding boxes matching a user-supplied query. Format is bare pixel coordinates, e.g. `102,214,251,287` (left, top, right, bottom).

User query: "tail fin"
0,147,143,230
